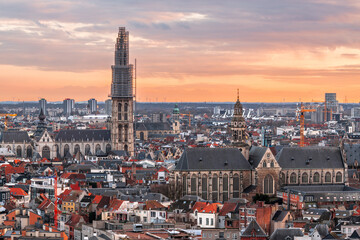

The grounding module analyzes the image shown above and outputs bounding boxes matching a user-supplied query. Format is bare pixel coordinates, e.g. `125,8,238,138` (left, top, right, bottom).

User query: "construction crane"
0,114,17,130
296,103,316,147
180,112,193,127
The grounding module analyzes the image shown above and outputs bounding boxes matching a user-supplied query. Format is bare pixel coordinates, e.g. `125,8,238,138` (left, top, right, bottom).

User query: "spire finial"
237,88,239,101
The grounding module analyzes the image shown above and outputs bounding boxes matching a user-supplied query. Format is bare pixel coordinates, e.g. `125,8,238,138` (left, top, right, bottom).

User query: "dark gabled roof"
269,228,304,240
109,150,127,157
169,200,196,212
344,143,360,167
350,229,360,238
276,147,344,169
272,210,289,221
175,148,251,171
135,122,172,131
0,131,31,143
55,129,110,142
241,220,267,237
249,146,268,168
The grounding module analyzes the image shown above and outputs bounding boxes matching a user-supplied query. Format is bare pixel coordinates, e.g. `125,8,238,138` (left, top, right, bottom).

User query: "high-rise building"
105,99,112,116
88,98,97,113
63,98,75,116
351,107,360,118
110,27,134,155
325,93,339,121
39,98,47,115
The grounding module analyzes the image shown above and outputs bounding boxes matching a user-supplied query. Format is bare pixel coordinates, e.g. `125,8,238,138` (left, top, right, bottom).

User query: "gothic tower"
231,89,250,159
111,27,134,155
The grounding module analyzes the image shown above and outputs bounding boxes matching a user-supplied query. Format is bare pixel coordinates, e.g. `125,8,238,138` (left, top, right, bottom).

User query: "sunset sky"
1,0,360,102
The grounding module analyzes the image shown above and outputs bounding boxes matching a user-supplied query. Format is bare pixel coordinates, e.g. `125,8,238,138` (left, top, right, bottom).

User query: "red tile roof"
143,200,166,210
92,195,103,204
10,188,28,196
108,199,124,212
200,203,222,214
219,202,237,216
191,202,208,212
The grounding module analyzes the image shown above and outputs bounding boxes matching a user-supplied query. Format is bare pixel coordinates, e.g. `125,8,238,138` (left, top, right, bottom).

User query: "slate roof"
272,210,290,222
136,122,172,131
344,143,360,167
175,148,251,171
55,129,110,142
269,228,304,240
276,147,344,169
0,131,31,143
241,220,267,237
249,146,267,168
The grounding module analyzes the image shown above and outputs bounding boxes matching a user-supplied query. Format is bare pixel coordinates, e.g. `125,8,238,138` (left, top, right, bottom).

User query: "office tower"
110,27,134,155
39,98,47,115
88,98,97,113
63,98,75,116
105,99,112,116
325,93,339,121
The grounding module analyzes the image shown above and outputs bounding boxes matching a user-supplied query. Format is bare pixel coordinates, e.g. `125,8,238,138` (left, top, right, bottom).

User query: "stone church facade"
173,95,348,201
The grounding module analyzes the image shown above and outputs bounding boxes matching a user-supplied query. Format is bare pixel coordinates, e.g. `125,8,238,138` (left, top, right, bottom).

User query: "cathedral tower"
111,27,134,155
231,89,250,159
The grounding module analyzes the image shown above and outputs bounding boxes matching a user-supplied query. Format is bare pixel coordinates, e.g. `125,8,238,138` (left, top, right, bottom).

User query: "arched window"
336,172,342,183
223,174,229,202
64,144,70,156
124,125,128,142
95,144,101,154
325,172,331,183
270,161,275,168
280,172,286,185
16,146,22,158
264,175,274,194
42,146,51,160
202,175,207,200
106,144,111,154
290,173,297,184
124,144,128,153
182,175,187,196
118,103,122,120
233,174,240,198
118,125,123,142
85,144,91,155
26,145,32,158
302,173,308,184
262,161,267,168
74,144,80,154
313,172,320,183
191,175,197,195
212,174,218,201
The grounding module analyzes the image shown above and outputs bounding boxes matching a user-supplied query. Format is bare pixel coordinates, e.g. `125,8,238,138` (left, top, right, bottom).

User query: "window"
211,218,213,225
325,172,331,183
212,175,218,201
206,218,209,225
290,173,297,184
302,173,308,184
313,172,320,183
263,161,267,168
336,172,342,183
151,212,156,217
270,161,274,168
264,174,274,194
223,174,229,201
199,217,202,225
233,174,240,198
191,175,197,195
202,175,208,200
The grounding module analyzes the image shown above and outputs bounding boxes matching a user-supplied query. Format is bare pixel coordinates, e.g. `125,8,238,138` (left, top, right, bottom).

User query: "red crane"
297,103,316,147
